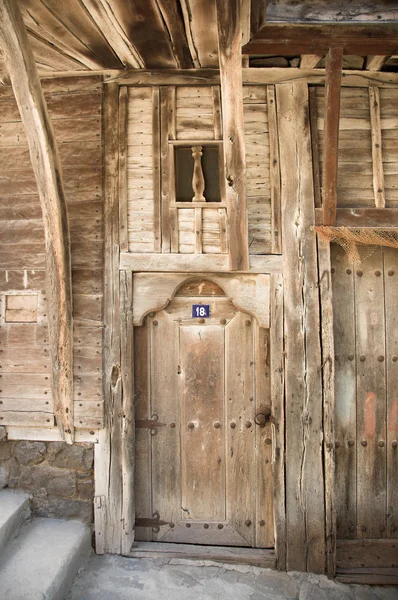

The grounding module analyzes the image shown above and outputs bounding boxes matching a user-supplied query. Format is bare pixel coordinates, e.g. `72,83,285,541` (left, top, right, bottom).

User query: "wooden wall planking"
243,85,272,255
332,246,398,541
379,89,398,208
126,86,155,252
0,76,104,433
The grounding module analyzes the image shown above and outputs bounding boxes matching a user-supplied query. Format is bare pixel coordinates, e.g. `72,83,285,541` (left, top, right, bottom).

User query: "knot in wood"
111,364,121,387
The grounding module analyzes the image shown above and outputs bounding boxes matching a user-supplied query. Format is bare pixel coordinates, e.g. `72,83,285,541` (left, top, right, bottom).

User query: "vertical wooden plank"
369,87,386,209
254,321,274,548
169,145,179,253
225,312,255,546
160,86,171,253
150,311,180,538
218,208,228,254
212,86,222,140
119,86,128,253
276,82,325,573
120,269,135,554
355,249,387,539
168,86,176,140
195,207,202,254
385,248,398,538
270,272,286,569
134,323,152,542
317,238,336,577
267,85,281,254
331,244,357,540
167,87,178,253
216,0,249,271
152,86,162,252
95,82,122,554
323,47,343,226
180,326,225,520
309,86,322,208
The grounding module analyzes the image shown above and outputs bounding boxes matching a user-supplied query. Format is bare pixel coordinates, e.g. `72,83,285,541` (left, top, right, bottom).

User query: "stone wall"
0,440,94,525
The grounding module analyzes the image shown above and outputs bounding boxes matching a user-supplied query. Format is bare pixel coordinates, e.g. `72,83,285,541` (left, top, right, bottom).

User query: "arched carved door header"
132,273,270,328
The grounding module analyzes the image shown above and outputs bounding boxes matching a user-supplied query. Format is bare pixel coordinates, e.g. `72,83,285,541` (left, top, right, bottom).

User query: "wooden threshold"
336,539,398,585
336,568,398,586
128,542,276,569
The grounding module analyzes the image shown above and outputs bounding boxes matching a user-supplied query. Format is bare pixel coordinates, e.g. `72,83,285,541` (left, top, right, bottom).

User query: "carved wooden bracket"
132,273,270,328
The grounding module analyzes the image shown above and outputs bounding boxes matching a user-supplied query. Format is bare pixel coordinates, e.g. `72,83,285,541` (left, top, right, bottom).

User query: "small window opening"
175,146,221,202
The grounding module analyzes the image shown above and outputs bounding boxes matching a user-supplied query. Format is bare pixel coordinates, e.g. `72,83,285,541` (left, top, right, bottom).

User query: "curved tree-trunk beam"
0,0,74,443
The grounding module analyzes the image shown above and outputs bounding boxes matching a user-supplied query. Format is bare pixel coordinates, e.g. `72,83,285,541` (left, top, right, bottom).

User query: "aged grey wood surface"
277,81,325,573
0,0,74,442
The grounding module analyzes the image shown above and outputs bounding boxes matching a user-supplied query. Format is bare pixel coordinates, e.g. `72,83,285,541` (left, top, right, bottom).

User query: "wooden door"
134,282,274,547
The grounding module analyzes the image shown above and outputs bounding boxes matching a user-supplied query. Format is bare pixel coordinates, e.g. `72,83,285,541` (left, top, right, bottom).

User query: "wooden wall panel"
315,87,374,208
380,89,398,208
332,246,398,541
126,87,155,252
175,86,216,140
0,76,104,433
243,85,272,254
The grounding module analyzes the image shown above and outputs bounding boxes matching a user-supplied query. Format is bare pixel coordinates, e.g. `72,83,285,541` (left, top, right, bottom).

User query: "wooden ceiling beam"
365,55,390,71
216,0,249,271
322,47,343,226
243,23,398,56
156,0,194,68
0,0,74,443
80,0,144,68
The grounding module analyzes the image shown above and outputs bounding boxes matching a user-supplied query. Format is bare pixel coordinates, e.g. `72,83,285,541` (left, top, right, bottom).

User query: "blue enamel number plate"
192,304,210,318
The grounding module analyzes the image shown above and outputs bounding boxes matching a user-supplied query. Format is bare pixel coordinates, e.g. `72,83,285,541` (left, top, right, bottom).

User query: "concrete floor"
67,555,398,600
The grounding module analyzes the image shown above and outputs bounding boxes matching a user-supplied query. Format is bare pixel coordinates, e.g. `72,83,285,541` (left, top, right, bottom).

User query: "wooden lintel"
0,0,74,443
120,252,282,274
31,67,398,89
322,47,343,226
216,0,249,271
243,23,398,56
315,208,398,228
104,69,221,86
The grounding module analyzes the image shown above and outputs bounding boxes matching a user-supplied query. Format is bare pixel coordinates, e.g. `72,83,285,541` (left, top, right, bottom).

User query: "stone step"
0,489,31,555
0,517,91,600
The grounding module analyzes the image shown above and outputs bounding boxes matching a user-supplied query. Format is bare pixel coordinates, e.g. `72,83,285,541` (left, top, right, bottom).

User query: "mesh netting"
313,226,398,265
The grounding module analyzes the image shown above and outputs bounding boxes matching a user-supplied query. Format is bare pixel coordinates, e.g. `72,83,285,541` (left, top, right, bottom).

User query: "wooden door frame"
95,79,286,568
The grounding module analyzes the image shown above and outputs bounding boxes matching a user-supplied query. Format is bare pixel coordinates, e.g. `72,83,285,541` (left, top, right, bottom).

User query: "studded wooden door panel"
134,291,274,548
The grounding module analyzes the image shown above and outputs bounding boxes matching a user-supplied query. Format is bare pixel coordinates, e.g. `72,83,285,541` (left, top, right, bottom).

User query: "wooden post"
216,0,249,271
322,47,343,226
369,87,385,209
317,238,336,577
270,273,286,570
276,82,326,573
0,0,74,443
95,82,135,555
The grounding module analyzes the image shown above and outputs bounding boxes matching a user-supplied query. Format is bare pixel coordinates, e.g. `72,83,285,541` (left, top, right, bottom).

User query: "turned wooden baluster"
191,146,206,202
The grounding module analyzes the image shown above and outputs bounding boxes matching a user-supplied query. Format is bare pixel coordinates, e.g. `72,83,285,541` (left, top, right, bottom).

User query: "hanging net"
313,226,398,265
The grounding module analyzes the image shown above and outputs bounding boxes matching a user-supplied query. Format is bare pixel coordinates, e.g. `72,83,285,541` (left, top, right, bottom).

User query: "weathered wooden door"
134,281,274,547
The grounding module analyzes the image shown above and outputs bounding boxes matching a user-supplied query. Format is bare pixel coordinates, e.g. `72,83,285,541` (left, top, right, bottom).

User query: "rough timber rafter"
0,0,74,443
